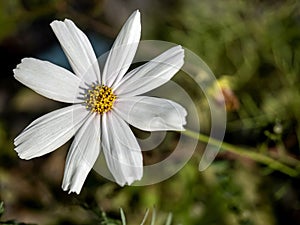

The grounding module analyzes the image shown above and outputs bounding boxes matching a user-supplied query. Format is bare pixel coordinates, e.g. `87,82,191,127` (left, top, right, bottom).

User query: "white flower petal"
14,58,82,103
102,111,143,186
14,104,89,160
114,96,187,131
114,46,184,96
102,10,141,87
50,19,101,83
62,114,100,194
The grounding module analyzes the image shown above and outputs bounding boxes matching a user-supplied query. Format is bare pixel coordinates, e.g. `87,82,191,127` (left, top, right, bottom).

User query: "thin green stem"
182,129,299,177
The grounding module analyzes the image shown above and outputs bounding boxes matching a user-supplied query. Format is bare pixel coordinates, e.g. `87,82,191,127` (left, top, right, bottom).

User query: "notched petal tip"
49,22,58,29
13,57,31,73
50,19,73,31
174,46,185,64
20,58,27,63
117,174,142,187
133,10,141,20
131,9,141,20
21,57,34,63
14,58,35,74
16,151,31,160
50,19,63,27
14,144,27,160
176,104,188,130
64,19,78,28
15,144,38,160
133,13,141,34
172,45,185,59
62,162,91,195
62,184,80,195
174,45,183,52
69,190,80,195
64,18,73,23
18,154,27,160
133,9,140,14
125,9,141,37
126,174,143,186
12,68,17,75
181,106,188,118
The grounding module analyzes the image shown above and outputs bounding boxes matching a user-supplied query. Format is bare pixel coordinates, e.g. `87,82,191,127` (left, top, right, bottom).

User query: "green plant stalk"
183,129,299,177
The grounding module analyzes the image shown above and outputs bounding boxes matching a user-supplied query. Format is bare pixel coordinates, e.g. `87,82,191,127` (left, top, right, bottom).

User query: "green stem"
182,129,299,177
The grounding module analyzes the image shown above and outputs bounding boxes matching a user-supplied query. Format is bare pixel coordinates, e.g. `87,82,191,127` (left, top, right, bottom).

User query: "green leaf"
120,208,126,225
140,209,149,225
165,213,173,225
0,201,4,218
150,209,156,225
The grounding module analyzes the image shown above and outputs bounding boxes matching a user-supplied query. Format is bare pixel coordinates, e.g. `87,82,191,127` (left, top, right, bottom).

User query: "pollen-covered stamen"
85,85,116,114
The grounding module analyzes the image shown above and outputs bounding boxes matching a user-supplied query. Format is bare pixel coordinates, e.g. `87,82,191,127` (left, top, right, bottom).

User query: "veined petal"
102,10,141,87
114,96,187,131
14,104,89,160
102,111,143,186
14,58,82,103
50,19,101,83
114,46,184,96
62,114,101,194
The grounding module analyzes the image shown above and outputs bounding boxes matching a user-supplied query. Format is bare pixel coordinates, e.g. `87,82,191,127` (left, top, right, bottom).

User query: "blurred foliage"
0,201,36,225
1,0,300,225
159,0,300,147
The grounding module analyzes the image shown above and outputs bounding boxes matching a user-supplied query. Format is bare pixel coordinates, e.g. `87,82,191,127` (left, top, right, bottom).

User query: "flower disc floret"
85,85,116,114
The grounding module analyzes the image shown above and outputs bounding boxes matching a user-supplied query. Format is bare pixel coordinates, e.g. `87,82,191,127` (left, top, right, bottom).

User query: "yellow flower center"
85,85,116,114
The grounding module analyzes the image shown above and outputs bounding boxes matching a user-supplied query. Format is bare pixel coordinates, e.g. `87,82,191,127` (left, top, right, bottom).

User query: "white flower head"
13,10,187,194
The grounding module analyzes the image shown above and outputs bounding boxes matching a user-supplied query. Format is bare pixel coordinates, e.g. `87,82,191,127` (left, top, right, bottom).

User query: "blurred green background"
0,0,300,224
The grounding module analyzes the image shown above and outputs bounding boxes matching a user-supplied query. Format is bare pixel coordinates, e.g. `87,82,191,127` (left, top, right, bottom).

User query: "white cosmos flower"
13,10,186,194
